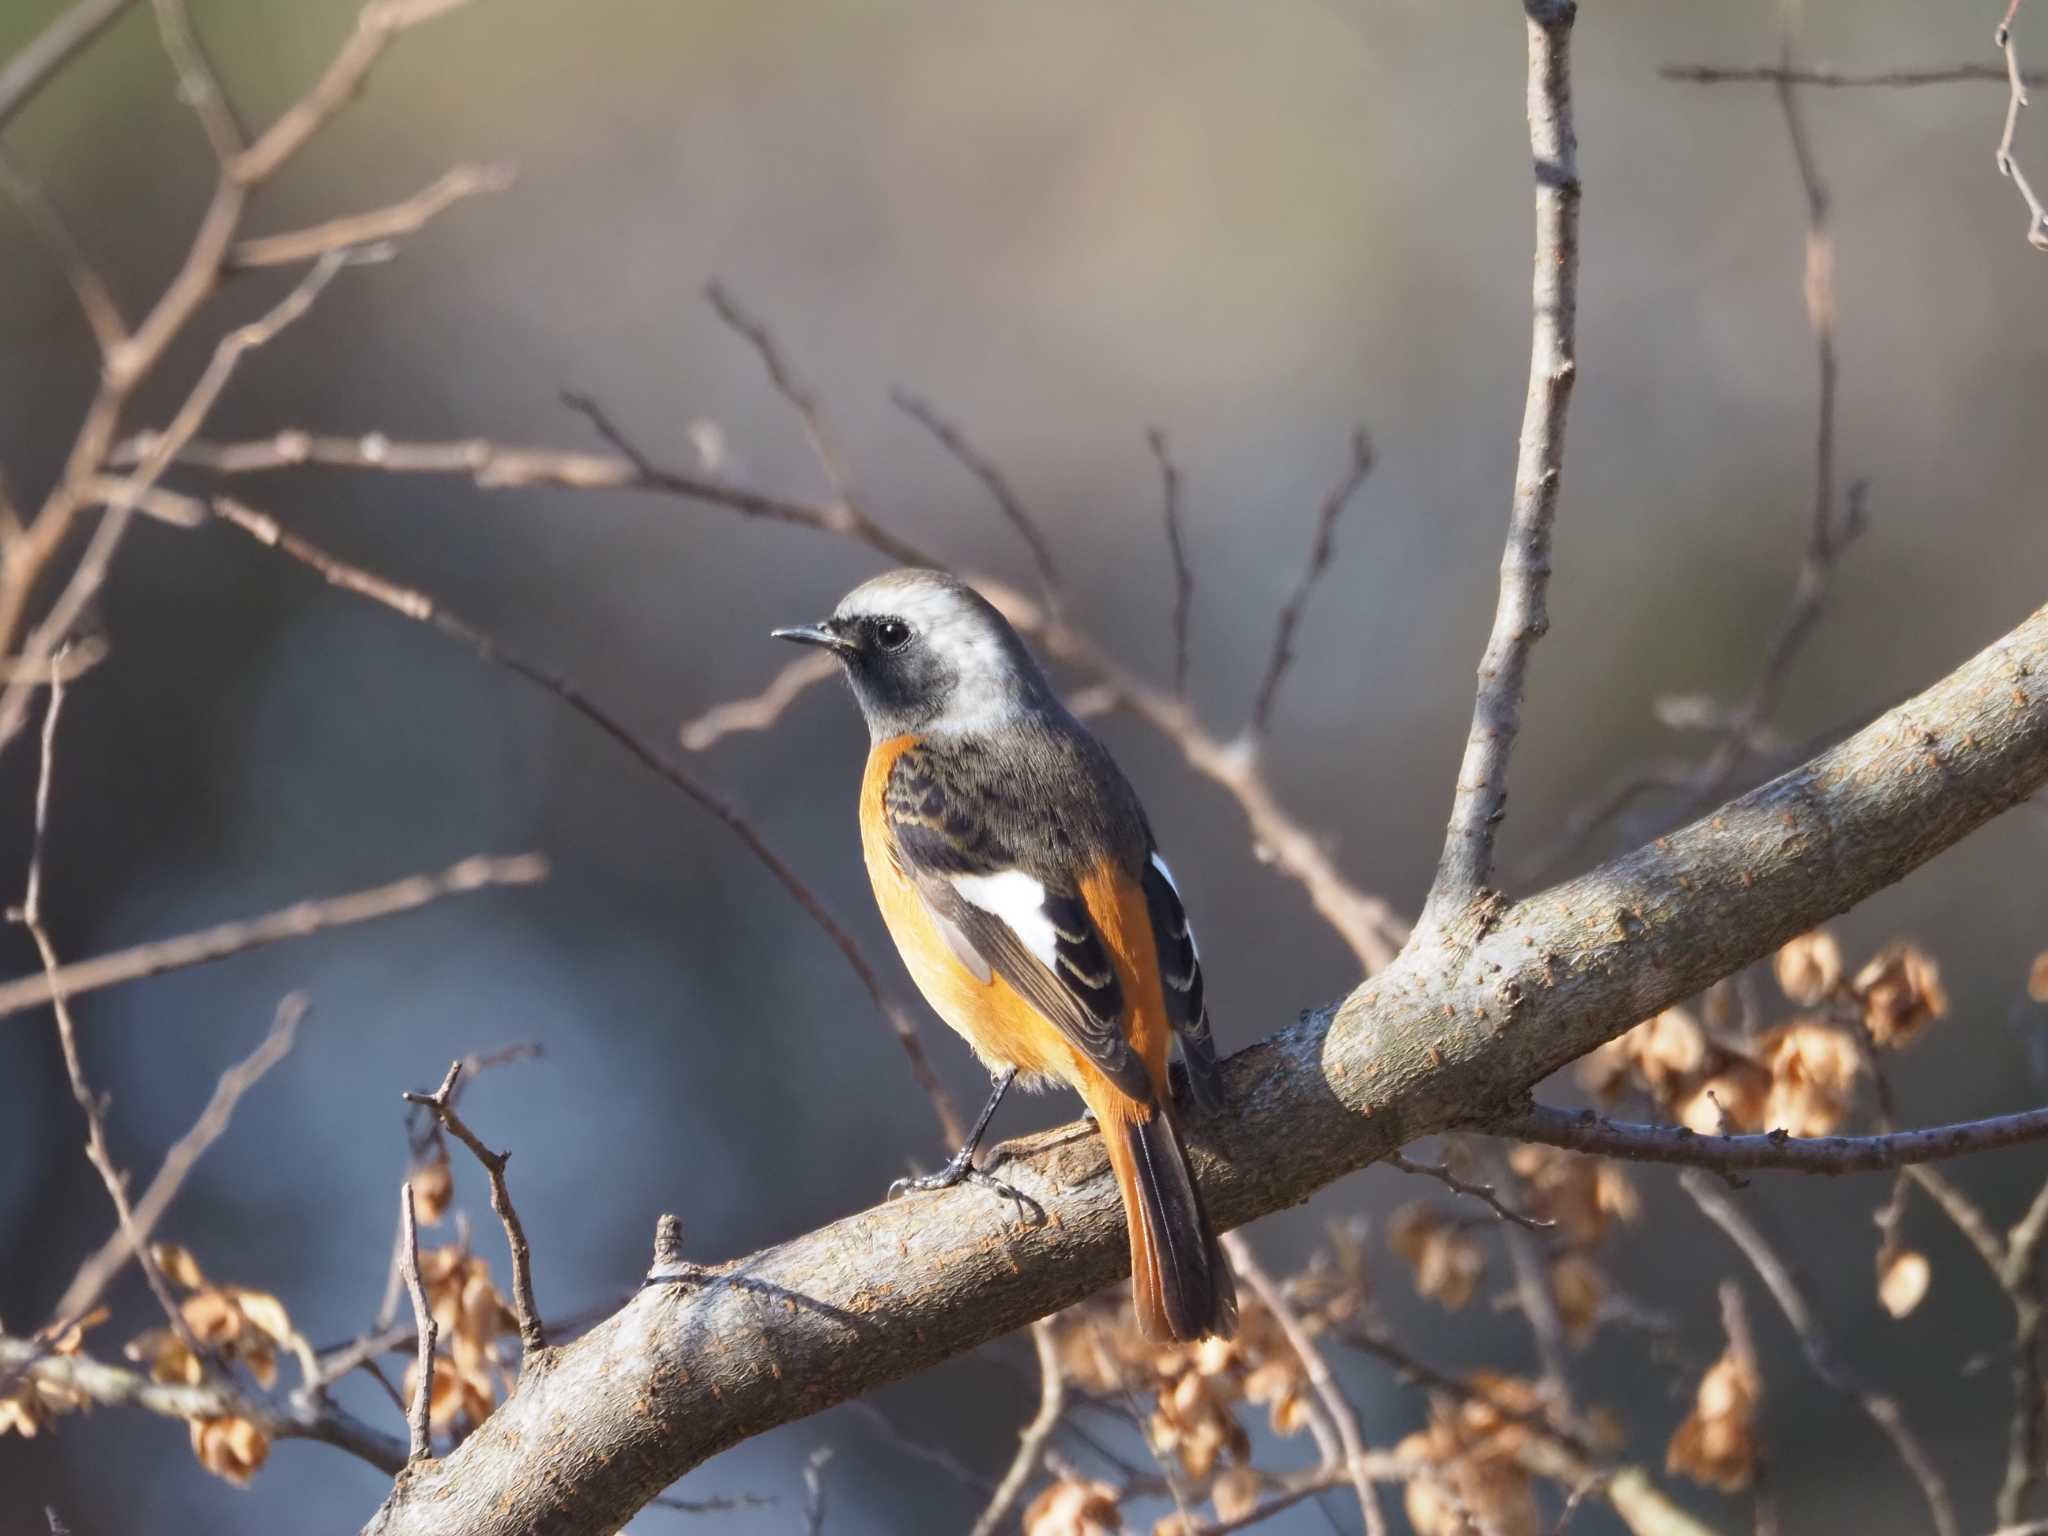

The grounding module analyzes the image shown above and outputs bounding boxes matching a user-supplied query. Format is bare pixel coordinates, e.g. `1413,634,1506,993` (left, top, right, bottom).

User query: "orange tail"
1099,1100,1238,1342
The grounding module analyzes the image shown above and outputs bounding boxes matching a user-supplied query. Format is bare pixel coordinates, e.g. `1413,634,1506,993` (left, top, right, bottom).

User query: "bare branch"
231,0,473,185
1500,1102,2048,1173
0,148,128,355
208,495,964,1148
397,1181,435,1461
1662,62,2039,87
800,1445,834,1536
50,992,305,1328
1681,1170,1958,1536
403,1060,546,1359
226,162,514,270
679,650,839,751
1418,0,1580,935
1145,428,1194,698
1250,428,1373,737
0,1334,405,1473
894,390,1061,604
0,853,548,1022
1717,1282,1780,1536
1222,1232,1387,1536
705,281,860,512
0,0,142,135
1386,1147,1554,1229
149,0,246,166
2001,0,2048,250
967,1321,1065,1536
14,663,203,1360
365,599,2048,1536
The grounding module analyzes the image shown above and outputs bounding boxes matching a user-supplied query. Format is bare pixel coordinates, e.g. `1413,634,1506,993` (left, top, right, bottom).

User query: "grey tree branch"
1499,1103,2048,1174
0,854,549,1022
361,602,2048,1536
1418,0,1580,937
0,0,142,135
1999,0,2048,251
397,1181,434,1462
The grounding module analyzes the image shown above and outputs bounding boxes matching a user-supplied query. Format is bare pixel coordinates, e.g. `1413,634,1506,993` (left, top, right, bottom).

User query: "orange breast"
859,735,1168,1111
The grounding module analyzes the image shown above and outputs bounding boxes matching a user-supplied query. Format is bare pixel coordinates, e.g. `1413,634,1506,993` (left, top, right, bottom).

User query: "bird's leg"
890,1068,1029,1209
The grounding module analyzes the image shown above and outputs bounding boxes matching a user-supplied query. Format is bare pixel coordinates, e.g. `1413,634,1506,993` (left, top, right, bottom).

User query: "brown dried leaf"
1878,1248,1932,1319
2029,952,2048,1005
411,1147,455,1226
1760,1019,1863,1137
1854,942,1948,1050
1550,1253,1606,1344
1667,1348,1761,1492
189,1414,270,1487
1774,930,1844,1006
1389,1205,1484,1311
152,1243,206,1290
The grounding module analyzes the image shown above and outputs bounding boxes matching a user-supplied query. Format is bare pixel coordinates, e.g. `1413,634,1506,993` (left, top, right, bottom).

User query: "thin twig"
1223,1232,1387,1536
1662,62,2040,87
149,0,245,166
894,390,1061,604
13,663,204,1361
1718,1282,1780,1536
705,281,859,509
225,161,514,269
1417,0,1579,936
0,853,548,1021
1486,1142,1576,1421
1500,1102,2048,1173
0,1334,406,1472
0,148,128,356
403,1060,545,1359
1388,1146,1554,1229
0,0,143,135
1147,429,1193,698
398,1181,435,1461
800,1445,834,1536
209,495,964,1148
679,650,839,751
1250,428,1373,737
1681,1170,1958,1536
50,992,305,1328
968,1321,1066,1536
1998,0,2048,250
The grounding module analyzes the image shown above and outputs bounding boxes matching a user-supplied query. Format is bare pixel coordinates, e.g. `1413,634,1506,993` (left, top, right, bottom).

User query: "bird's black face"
773,611,955,736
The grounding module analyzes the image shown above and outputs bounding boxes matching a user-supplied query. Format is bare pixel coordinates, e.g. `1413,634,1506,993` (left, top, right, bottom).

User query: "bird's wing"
1142,851,1225,1114
884,747,1154,1103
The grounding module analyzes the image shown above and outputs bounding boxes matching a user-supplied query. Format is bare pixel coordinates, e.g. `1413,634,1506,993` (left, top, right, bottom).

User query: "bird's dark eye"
875,619,912,651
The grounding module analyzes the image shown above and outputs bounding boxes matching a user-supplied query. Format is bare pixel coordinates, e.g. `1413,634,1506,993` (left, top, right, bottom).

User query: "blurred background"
2,1,2046,1531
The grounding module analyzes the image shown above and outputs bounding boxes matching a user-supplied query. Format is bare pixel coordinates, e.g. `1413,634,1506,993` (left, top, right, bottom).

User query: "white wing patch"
1150,851,1200,960
951,869,1059,968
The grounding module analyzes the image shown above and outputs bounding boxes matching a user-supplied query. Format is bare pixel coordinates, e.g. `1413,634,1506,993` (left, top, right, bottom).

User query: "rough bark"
361,604,2048,1536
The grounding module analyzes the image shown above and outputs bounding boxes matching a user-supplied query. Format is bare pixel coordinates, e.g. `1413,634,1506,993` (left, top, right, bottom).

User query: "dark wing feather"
1142,854,1224,1114
886,751,1152,1103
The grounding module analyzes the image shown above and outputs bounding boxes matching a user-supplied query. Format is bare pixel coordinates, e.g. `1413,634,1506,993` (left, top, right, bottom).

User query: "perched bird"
775,568,1238,1342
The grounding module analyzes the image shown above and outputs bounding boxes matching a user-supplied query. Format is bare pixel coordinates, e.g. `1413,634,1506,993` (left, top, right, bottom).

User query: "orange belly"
859,735,1169,1105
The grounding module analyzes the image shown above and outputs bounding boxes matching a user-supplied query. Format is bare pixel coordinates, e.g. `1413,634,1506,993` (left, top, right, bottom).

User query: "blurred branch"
1222,1231,1387,1536
1680,1170,1958,1536
1416,0,1579,939
1249,428,1372,738
206,495,965,1149
226,161,514,270
1997,1,2048,250
0,853,549,1022
0,1335,406,1474
1499,1102,2048,1173
894,389,1061,607
364,600,2048,1536
0,0,141,135
1662,62,2042,87
967,1321,1064,1536
0,0,474,755
0,148,127,355
12,663,205,1360
49,992,305,1330
679,650,838,751
402,1060,546,1360
1147,429,1193,698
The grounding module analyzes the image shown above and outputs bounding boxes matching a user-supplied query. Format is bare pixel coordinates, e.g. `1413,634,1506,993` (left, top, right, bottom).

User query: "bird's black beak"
771,622,855,656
